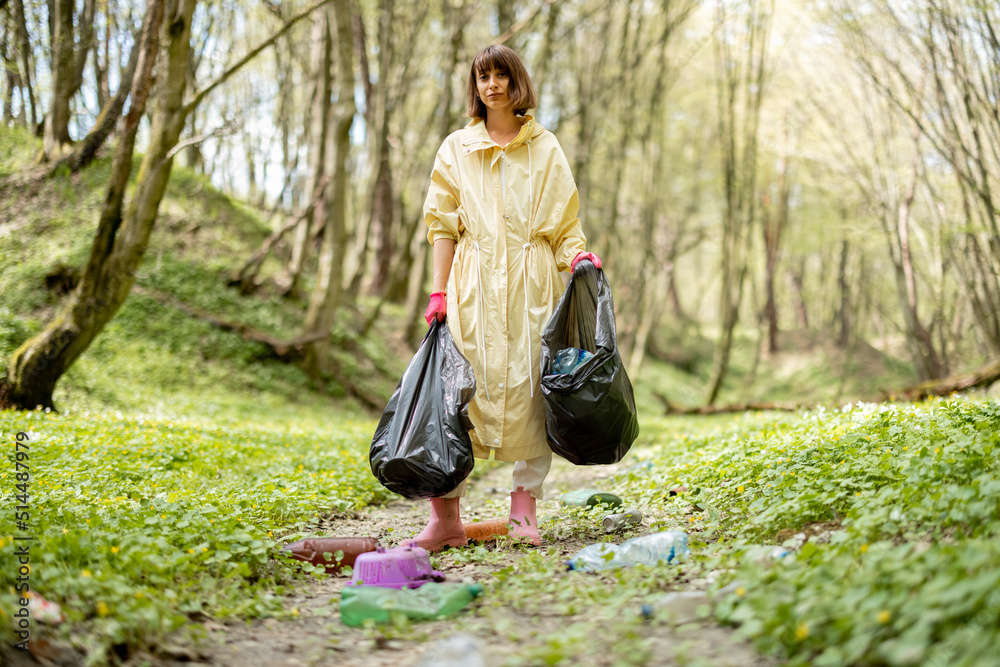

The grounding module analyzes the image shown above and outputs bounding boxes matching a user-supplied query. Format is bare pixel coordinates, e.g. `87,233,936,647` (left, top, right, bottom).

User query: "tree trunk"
788,262,809,328
285,14,332,296
496,0,516,37
45,20,144,177
2,23,14,125
404,0,468,338
302,0,355,366
13,0,39,130
371,119,395,295
705,0,771,406
2,0,192,410
41,0,76,160
836,238,851,348
763,131,789,354
887,141,944,381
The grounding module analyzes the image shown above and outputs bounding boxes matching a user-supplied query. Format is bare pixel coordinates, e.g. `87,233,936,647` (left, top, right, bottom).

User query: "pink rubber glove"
572,251,603,272
424,292,447,325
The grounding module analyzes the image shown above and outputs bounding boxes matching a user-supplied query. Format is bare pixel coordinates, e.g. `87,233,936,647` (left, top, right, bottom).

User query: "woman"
417,44,602,551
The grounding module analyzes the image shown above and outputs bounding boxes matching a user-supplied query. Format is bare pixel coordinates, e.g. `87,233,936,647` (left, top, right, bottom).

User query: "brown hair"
466,45,538,119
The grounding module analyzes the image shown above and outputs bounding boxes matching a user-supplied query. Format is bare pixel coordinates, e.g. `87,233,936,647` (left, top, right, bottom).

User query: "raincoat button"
494,438,500,444
499,383,504,389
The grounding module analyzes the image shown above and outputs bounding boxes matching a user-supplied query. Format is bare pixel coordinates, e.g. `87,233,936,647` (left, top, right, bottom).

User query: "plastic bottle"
567,530,690,571
416,633,485,667
339,582,483,627
602,508,643,532
552,347,594,374
565,542,633,571
281,536,380,573
560,488,623,509
618,530,690,566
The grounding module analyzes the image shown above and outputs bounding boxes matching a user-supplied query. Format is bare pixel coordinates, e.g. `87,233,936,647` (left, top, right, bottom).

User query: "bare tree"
39,0,97,161
705,0,772,405
302,0,356,374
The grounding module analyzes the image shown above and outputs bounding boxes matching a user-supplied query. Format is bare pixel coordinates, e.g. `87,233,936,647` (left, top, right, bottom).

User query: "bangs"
473,46,515,77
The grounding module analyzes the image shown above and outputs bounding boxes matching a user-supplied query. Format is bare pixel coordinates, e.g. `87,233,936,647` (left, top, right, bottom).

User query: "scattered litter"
340,582,483,627
28,594,65,624
348,541,444,589
567,530,690,571
464,519,509,543
281,536,380,574
416,633,485,667
602,508,643,532
560,488,623,509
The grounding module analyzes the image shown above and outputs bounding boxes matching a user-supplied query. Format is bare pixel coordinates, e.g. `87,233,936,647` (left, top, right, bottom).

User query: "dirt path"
12,458,777,667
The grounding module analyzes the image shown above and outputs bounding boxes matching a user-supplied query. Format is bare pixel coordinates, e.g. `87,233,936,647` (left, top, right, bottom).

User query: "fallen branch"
655,392,802,415
889,359,1000,401
134,286,388,411
324,355,386,413
654,358,1000,416
134,286,325,361
228,176,328,294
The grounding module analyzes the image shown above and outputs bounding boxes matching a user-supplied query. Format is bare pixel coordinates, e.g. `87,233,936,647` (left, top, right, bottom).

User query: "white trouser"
442,451,553,500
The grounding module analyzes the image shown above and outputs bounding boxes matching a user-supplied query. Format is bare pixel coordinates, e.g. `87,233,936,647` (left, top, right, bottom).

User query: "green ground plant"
0,408,392,662
616,400,1000,666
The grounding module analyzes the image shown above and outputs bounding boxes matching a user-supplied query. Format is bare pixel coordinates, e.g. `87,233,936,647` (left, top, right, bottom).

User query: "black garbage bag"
540,260,639,465
370,319,477,499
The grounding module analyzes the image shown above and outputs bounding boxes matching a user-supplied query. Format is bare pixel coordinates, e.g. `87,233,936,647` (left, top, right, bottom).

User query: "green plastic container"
559,489,623,509
340,582,483,627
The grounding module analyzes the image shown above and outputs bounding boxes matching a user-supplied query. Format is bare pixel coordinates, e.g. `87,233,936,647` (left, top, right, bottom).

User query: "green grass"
0,408,390,661
619,399,1000,666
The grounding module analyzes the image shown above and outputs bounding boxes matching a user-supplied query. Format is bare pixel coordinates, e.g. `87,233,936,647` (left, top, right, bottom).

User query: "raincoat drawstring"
473,240,490,402
522,241,534,398
527,139,533,220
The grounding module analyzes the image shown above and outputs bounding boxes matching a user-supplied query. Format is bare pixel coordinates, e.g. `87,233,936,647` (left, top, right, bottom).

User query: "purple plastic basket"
348,540,445,589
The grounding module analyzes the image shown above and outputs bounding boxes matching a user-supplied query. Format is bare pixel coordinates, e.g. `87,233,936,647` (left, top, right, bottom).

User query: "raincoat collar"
461,115,543,156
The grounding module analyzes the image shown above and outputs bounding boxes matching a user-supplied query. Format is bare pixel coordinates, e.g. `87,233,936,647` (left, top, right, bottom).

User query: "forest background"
2,0,1000,411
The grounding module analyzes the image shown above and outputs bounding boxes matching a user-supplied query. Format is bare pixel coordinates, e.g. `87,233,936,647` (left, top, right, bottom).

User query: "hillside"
0,127,403,422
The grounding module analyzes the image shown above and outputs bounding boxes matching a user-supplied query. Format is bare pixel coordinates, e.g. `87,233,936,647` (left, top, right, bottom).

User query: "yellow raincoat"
424,115,587,462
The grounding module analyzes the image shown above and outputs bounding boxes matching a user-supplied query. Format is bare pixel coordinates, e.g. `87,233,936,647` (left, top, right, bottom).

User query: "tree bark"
705,0,771,406
2,22,14,125
886,134,944,381
12,0,38,130
763,128,789,354
836,238,851,348
302,0,356,367
44,17,145,177
285,13,333,296
41,0,76,160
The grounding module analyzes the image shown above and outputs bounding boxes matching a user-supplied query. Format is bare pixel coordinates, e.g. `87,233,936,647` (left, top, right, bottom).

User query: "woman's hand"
424,292,447,325
572,251,603,271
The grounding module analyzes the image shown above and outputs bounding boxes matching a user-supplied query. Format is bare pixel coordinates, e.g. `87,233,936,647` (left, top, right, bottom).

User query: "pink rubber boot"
413,497,467,552
508,486,542,545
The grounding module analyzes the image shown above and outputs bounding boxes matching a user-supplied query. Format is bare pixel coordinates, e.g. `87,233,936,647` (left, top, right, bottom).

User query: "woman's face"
477,68,512,113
